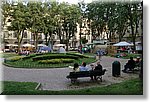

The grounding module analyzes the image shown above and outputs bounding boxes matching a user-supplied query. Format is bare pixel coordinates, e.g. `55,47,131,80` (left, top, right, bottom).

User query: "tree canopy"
2,0,142,51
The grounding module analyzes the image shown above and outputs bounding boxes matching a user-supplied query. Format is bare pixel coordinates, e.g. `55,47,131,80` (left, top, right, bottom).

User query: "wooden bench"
66,69,106,83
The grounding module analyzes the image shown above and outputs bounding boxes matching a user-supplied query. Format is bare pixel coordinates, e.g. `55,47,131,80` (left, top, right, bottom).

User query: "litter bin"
112,61,121,77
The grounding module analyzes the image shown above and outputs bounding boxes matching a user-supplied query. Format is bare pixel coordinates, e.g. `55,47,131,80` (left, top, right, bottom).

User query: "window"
7,19,12,22
38,34,42,39
4,32,9,38
13,32,17,38
23,31,27,38
14,42,18,44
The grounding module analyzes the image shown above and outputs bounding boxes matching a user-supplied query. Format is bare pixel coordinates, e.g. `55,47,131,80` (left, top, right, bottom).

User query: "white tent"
58,47,66,53
6,44,18,47
113,41,133,46
22,43,35,47
38,44,47,47
54,44,65,47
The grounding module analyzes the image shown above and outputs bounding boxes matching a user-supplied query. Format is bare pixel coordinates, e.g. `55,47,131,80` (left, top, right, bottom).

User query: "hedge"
66,53,89,58
6,56,24,62
22,53,45,60
32,54,79,61
38,59,74,64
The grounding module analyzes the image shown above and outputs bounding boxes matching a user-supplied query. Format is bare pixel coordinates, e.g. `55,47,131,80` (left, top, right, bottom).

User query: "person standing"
97,49,103,61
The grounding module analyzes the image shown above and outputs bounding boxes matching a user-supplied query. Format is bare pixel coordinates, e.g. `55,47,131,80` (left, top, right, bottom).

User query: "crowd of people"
71,55,142,82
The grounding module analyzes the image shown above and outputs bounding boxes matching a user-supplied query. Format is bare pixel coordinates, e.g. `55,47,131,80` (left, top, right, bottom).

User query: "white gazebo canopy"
38,44,47,47
6,44,18,47
113,41,133,46
54,44,65,47
22,43,35,47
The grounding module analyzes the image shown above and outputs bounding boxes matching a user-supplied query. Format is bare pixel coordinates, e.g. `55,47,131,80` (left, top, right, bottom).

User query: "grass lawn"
0,53,18,58
1,78,143,95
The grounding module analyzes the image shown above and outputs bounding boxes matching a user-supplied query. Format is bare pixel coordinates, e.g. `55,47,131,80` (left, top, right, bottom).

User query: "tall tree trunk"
109,31,112,42
45,33,48,46
17,30,22,53
35,33,38,50
128,5,136,50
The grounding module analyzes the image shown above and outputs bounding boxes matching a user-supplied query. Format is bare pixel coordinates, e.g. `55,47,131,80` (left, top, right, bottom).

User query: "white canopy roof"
6,44,18,46
22,43,35,47
113,41,133,46
38,44,47,47
54,44,65,47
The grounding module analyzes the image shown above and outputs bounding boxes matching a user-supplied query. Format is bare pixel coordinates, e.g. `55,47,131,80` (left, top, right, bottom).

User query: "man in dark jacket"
91,61,103,80
122,57,135,73
94,61,103,71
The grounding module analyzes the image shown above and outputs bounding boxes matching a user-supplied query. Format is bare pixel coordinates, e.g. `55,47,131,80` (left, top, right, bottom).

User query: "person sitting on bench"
122,57,135,73
73,63,80,72
91,61,103,80
135,57,141,67
79,62,89,71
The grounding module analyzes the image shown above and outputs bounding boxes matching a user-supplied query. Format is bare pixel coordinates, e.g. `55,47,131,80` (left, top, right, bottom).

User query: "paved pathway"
2,56,139,90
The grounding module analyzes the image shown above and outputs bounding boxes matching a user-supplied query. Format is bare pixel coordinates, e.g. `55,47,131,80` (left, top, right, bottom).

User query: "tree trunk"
45,33,48,46
128,5,136,50
35,33,38,50
17,30,21,53
109,31,112,42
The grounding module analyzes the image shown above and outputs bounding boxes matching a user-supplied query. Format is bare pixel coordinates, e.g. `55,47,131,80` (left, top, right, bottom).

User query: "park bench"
66,69,106,83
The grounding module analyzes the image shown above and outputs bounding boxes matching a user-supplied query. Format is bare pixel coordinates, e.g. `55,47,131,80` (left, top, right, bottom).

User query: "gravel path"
2,56,139,91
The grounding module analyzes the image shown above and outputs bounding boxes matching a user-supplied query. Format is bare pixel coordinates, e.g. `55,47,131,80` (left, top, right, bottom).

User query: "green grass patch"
0,53,19,58
1,78,143,95
107,53,142,59
121,53,142,59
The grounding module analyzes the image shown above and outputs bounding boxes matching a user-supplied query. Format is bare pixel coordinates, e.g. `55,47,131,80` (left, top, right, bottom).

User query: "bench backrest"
67,69,106,78
69,71,90,78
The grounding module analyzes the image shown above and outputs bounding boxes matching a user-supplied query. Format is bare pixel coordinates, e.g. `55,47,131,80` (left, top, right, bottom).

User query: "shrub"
38,59,74,64
61,59,74,63
32,54,79,61
22,53,44,60
66,53,89,58
38,59,62,64
6,56,24,62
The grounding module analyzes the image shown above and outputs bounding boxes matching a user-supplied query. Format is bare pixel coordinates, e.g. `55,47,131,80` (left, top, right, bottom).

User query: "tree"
7,2,29,52
54,2,81,51
126,2,142,50
27,1,44,50
86,1,106,41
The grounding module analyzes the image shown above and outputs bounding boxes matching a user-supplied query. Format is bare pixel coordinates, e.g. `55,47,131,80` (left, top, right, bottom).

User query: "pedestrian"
97,49,103,60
